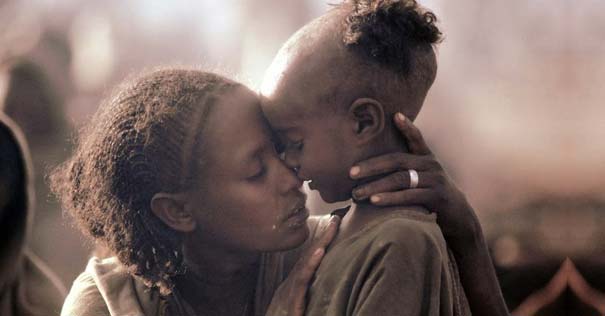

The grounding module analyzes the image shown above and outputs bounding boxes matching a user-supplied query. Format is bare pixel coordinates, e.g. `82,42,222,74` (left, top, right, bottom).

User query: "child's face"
262,95,359,204
261,40,364,204
186,87,309,253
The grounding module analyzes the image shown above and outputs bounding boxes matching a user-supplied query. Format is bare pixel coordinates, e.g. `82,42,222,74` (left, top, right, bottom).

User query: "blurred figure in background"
0,113,65,316
0,55,88,286
2,59,67,145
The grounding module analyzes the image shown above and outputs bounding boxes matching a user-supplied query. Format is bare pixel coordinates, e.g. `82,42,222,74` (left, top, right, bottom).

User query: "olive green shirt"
304,209,470,316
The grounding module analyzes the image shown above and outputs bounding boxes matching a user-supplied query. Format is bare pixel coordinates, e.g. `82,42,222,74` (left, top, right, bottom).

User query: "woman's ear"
348,98,386,144
150,192,196,233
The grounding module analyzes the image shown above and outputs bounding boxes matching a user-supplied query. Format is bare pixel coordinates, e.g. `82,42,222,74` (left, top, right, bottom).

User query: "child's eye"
289,140,304,151
272,139,285,154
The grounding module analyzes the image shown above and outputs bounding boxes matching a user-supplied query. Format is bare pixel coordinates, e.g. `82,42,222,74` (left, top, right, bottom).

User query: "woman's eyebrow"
240,140,271,162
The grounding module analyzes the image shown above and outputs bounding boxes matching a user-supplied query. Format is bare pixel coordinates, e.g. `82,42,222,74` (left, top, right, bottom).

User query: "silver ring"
409,169,419,189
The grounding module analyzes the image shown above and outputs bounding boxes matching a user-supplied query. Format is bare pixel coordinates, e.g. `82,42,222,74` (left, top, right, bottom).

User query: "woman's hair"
50,68,241,294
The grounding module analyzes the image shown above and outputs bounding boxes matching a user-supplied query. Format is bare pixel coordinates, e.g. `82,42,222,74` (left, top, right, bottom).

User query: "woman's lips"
285,206,309,229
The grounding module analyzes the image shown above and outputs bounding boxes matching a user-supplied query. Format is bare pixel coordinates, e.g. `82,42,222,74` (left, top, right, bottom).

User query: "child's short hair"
50,68,240,294
326,0,443,116
342,0,442,91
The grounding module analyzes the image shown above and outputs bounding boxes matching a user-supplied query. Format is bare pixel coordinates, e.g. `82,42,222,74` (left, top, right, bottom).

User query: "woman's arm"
350,113,509,316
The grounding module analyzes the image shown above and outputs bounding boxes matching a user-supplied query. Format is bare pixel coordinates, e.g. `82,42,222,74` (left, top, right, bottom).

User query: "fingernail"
352,188,366,200
370,195,381,203
349,166,360,178
313,248,325,257
330,215,341,224
396,112,406,122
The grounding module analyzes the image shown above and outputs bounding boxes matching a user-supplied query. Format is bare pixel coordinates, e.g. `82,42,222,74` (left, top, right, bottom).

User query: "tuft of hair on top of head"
341,0,442,75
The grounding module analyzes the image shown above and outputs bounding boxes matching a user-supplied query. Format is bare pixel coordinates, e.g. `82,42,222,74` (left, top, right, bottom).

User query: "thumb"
291,248,325,315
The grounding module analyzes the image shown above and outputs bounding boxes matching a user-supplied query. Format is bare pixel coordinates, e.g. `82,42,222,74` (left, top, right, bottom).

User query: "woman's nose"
278,161,303,193
283,148,301,171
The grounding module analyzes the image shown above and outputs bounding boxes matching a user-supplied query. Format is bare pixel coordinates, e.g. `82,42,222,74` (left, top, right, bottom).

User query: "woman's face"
186,87,309,254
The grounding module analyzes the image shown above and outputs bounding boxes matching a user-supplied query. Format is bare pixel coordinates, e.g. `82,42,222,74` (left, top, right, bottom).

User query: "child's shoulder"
364,209,445,253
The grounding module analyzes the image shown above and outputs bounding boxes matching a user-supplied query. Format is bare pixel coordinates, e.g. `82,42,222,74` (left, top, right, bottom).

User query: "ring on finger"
408,169,419,189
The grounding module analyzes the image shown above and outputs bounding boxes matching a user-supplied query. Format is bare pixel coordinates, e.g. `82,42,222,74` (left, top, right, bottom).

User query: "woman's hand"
265,215,341,316
349,113,480,246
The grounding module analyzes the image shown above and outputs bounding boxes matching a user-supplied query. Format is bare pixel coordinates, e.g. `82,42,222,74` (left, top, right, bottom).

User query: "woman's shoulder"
61,258,111,316
348,210,449,266
61,256,163,316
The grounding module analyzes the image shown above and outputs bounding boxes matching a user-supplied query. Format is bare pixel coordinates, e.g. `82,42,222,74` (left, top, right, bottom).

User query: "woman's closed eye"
247,166,266,181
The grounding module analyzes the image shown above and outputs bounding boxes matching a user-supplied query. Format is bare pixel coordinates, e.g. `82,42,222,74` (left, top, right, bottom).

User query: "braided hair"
50,68,240,294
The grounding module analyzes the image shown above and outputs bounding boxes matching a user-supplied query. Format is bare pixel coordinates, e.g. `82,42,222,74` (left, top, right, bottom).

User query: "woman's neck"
174,239,260,314
181,235,260,286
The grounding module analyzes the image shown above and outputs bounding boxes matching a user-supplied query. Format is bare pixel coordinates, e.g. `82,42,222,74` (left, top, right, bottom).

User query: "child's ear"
150,192,196,233
348,98,385,144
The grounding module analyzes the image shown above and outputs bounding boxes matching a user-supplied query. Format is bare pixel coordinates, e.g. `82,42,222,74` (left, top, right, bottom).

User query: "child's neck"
339,201,396,237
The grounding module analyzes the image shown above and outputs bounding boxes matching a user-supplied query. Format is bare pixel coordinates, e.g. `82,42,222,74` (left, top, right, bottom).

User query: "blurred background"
0,0,603,315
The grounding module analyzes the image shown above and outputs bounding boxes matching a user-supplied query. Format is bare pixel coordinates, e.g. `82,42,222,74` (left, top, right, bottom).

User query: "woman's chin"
271,225,310,252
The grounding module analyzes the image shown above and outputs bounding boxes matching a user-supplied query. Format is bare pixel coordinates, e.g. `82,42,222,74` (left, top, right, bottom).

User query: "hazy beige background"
1,1,603,311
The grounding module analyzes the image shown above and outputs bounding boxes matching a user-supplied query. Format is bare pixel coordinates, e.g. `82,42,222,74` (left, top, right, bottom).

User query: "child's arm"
349,113,509,316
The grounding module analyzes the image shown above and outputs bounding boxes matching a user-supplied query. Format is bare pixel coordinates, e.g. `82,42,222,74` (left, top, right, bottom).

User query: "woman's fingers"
290,215,339,282
290,248,325,314
266,248,325,316
350,152,430,179
367,188,437,208
394,113,432,155
313,215,341,249
353,171,437,200
289,216,340,315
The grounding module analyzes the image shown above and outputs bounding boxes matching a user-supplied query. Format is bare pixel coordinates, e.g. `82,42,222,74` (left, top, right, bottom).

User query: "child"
261,0,471,314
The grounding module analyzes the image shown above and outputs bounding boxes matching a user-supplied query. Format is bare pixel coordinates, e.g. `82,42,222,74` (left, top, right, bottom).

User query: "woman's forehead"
202,88,273,163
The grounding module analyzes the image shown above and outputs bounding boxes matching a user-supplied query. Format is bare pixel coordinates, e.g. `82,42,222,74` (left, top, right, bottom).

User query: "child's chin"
318,190,350,204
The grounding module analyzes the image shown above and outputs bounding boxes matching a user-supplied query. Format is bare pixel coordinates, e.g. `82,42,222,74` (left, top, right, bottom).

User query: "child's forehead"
264,98,335,133
270,113,322,135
